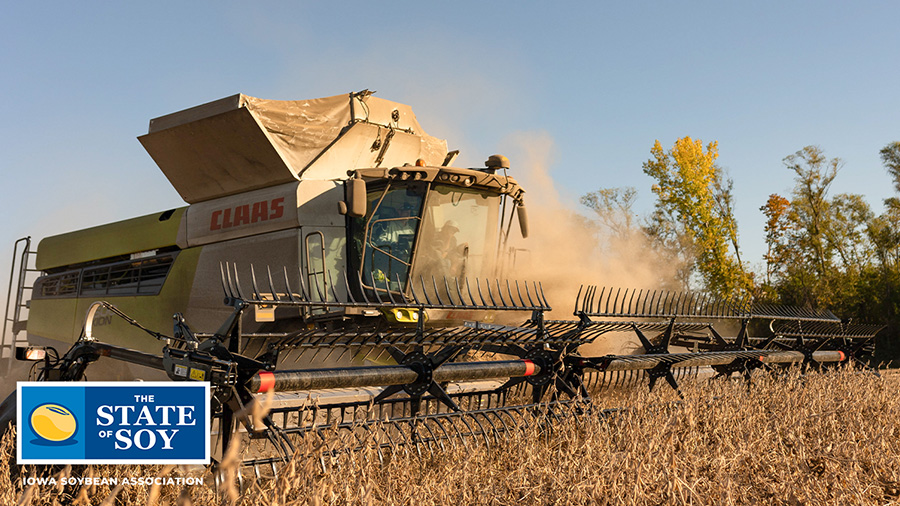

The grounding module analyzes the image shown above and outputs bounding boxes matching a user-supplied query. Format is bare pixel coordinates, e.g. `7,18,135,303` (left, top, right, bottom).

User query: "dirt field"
4,368,899,505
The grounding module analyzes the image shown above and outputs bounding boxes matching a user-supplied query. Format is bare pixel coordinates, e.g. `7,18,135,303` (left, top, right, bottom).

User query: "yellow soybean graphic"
30,404,77,442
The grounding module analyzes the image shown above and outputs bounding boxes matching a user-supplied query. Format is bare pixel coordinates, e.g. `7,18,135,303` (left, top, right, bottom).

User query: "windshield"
411,185,500,283
350,183,426,292
349,182,501,296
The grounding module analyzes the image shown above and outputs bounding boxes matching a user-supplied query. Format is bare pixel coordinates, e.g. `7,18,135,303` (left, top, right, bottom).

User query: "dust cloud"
499,131,678,354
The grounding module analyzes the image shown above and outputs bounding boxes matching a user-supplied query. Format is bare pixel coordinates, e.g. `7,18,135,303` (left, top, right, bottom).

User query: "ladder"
2,237,37,374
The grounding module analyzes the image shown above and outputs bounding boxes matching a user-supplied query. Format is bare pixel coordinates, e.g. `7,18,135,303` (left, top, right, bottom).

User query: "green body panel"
27,246,202,353
36,207,186,270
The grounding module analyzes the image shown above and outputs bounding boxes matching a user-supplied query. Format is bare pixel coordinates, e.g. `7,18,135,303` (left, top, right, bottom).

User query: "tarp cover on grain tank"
139,92,449,204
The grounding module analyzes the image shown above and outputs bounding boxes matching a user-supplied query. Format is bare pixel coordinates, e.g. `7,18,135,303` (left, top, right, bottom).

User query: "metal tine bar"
356,271,373,305
515,280,525,308
369,272,383,303
699,293,711,317
408,275,423,304
296,265,310,301
715,292,728,316
572,281,590,313
496,279,509,307
592,286,603,314
604,287,614,314
628,289,639,315
476,279,488,307
466,278,477,307
505,280,516,308
673,291,684,316
383,276,397,304
648,289,660,315
644,290,656,316
455,278,466,307
485,279,497,306
329,272,342,304
432,276,445,305
313,271,327,303
708,293,719,317
537,281,549,309
443,277,456,305
266,266,280,303
219,263,233,300
224,263,238,300
420,277,433,305
395,274,410,304
658,290,671,316
624,288,633,315
523,279,536,308
612,287,622,314
250,264,263,301
342,271,357,305
232,264,247,300
282,267,297,303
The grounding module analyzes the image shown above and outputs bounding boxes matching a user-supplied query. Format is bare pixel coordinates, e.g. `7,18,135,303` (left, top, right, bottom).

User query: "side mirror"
340,176,367,218
516,203,529,239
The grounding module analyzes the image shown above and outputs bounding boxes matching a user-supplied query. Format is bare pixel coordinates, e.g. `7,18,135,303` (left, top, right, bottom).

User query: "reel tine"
329,271,342,303
282,266,297,303
369,272,382,303
313,273,327,303
466,278,476,306
432,276,445,305
420,276,433,305
395,274,410,304
524,278,537,309
476,278,488,307
266,266,280,303
357,271,373,304
486,279,497,306
343,271,357,304
455,278,466,306
219,263,233,300
537,281,549,309
384,276,397,304
591,286,603,314
494,279,507,308
409,275,423,304
297,265,310,301
250,264,262,301
443,277,455,305
232,264,247,300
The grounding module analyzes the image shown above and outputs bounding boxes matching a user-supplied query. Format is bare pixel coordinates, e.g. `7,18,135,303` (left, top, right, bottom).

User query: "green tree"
881,141,900,193
579,187,639,241
642,137,752,297
760,193,791,288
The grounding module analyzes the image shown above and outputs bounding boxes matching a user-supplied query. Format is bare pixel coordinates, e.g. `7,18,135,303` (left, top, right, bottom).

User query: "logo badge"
18,382,210,464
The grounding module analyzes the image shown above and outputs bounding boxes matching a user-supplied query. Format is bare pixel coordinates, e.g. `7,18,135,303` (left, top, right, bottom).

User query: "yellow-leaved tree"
643,137,753,297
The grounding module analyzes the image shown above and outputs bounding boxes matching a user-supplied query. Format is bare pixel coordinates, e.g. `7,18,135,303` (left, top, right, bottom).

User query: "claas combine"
0,91,882,475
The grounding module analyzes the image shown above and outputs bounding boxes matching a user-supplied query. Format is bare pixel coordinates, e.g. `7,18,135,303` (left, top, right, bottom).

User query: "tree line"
581,139,900,364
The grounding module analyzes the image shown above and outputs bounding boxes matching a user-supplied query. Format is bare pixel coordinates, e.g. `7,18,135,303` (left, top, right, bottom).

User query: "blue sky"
1,2,898,305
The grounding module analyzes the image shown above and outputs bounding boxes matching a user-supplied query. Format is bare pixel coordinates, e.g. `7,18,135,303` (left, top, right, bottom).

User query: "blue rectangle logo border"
17,381,211,465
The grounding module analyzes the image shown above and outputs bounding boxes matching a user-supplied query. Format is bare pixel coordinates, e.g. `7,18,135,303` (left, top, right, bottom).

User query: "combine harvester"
0,91,882,475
